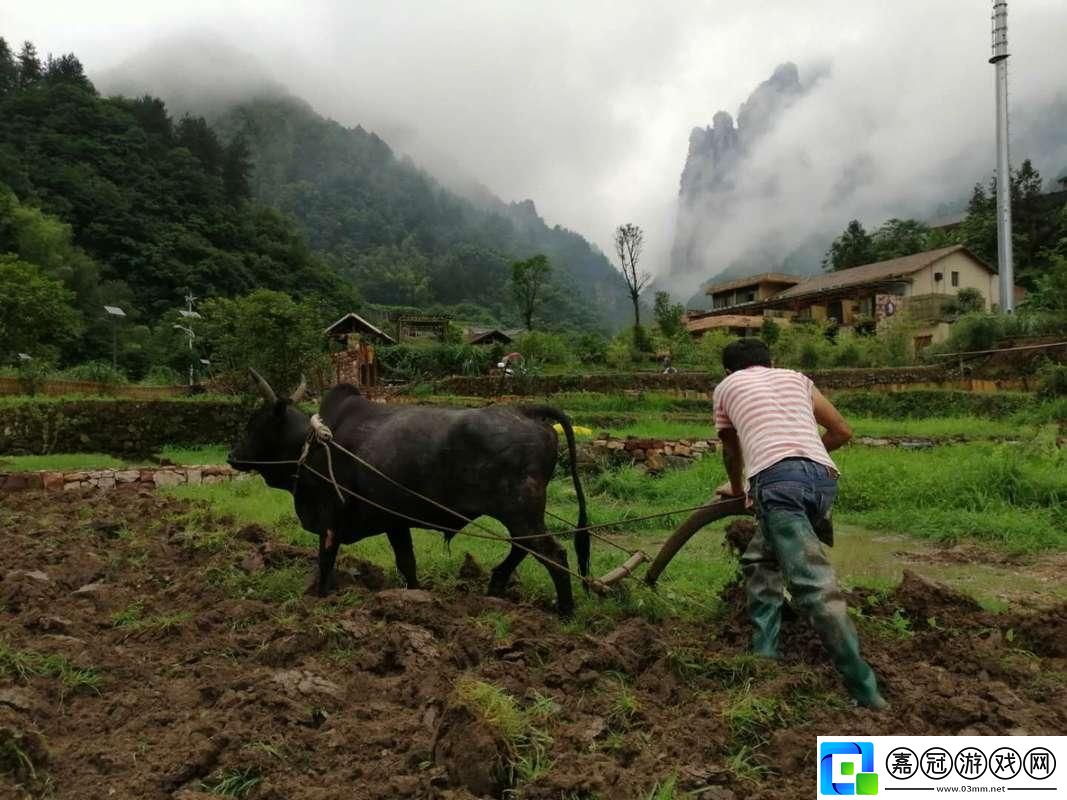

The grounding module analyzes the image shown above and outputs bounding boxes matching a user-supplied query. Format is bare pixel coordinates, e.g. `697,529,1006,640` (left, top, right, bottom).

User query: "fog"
3,0,1066,297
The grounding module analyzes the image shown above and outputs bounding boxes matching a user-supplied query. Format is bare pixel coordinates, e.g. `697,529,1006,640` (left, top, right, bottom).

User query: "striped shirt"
713,366,837,480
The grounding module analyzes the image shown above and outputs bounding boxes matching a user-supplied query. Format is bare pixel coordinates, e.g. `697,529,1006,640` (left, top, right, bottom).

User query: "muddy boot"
741,525,784,658
762,509,887,709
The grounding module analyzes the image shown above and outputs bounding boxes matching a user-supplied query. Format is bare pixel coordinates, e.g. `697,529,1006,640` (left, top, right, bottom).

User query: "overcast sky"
3,1,1066,292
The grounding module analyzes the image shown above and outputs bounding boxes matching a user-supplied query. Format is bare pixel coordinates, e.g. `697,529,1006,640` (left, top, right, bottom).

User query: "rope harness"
236,414,721,598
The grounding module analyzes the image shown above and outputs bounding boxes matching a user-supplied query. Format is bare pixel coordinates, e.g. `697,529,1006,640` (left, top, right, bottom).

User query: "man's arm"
813,386,853,452
716,428,746,498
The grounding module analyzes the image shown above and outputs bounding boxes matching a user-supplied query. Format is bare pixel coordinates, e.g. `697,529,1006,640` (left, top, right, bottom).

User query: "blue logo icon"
820,741,879,795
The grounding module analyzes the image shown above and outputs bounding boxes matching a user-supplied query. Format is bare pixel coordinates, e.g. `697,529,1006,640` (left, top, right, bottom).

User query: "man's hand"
715,480,745,500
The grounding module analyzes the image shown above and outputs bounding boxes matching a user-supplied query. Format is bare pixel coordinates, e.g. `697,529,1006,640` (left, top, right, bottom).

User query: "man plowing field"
713,338,888,710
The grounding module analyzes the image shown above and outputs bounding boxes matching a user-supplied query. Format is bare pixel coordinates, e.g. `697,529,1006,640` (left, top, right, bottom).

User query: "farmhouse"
324,312,395,388
686,245,1020,349
467,328,517,346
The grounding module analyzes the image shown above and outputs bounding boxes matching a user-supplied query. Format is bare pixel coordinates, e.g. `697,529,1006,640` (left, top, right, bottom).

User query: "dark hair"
722,338,772,372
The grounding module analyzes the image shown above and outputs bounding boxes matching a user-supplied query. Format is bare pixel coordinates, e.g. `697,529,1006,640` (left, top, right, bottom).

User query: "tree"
44,53,92,92
870,218,932,261
823,220,874,271
16,41,41,88
222,135,252,202
760,317,781,345
0,256,82,361
511,254,552,330
653,290,685,338
614,223,649,327
199,289,328,391
0,38,17,96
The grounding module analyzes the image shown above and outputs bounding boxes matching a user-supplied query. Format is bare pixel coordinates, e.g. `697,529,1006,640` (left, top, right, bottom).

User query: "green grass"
0,452,135,472
157,444,229,464
0,640,101,696
199,767,262,798
0,445,229,472
451,677,553,786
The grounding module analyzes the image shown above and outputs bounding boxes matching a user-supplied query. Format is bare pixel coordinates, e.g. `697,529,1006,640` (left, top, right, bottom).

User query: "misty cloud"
4,0,1065,298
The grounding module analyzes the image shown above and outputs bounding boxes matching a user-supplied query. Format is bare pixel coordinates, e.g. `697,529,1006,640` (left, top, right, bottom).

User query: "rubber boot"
741,527,784,659
762,509,888,709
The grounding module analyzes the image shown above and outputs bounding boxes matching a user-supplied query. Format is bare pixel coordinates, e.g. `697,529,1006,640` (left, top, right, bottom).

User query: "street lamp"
173,324,196,386
103,305,126,370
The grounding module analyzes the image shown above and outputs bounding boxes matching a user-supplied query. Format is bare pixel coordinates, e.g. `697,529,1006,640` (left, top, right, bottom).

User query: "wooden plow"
589,496,752,593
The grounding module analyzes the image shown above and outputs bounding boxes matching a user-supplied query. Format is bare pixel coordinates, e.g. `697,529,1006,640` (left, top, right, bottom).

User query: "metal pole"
990,0,1014,312
112,320,118,370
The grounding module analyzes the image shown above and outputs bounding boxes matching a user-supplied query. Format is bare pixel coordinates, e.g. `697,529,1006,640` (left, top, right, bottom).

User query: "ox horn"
248,368,277,404
289,375,308,403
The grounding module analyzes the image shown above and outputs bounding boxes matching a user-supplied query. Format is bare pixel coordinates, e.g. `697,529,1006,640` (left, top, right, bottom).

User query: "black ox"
227,370,590,617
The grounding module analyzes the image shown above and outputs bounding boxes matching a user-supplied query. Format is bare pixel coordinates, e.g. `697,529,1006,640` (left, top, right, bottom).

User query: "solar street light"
104,305,127,369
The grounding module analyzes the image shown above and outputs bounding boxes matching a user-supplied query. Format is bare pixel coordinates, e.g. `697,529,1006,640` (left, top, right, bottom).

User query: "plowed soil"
1,488,1065,800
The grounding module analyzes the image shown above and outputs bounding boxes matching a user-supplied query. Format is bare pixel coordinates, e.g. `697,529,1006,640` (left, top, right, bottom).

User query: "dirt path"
1,489,1065,799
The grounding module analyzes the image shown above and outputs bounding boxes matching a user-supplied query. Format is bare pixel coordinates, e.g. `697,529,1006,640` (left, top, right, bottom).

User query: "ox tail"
518,404,590,579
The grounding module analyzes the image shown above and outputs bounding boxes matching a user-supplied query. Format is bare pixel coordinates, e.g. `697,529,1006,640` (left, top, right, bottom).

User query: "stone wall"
586,434,717,473
0,464,242,492
0,398,255,456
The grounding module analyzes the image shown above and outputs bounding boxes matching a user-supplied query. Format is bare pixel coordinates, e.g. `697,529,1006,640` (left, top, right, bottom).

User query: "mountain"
99,39,633,332
671,63,809,281
0,45,353,319
208,95,632,330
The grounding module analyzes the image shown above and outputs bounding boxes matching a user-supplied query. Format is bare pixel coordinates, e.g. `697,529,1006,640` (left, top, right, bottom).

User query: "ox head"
227,369,310,483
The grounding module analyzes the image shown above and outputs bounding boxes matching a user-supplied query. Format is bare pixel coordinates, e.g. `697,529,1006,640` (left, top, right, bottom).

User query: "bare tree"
511,254,552,330
614,223,650,327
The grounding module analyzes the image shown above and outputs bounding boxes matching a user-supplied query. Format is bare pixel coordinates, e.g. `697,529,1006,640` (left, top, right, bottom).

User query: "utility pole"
990,0,1014,312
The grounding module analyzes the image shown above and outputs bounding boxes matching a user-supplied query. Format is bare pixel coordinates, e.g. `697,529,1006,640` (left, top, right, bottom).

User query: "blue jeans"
742,458,883,705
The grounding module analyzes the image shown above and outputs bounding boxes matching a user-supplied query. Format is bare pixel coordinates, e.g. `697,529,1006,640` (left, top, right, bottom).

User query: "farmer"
713,338,887,709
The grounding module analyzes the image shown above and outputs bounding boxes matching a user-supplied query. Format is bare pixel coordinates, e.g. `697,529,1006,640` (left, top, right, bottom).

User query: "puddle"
833,524,1067,610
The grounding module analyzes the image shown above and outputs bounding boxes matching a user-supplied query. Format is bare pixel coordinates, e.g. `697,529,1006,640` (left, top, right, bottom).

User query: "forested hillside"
0,42,353,319
212,96,633,330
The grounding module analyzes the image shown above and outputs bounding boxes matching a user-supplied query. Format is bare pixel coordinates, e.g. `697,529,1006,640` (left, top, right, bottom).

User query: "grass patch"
199,767,262,798
451,677,553,786
158,444,229,465
110,603,192,636
475,610,512,641
0,452,134,472
212,564,309,604
0,640,101,697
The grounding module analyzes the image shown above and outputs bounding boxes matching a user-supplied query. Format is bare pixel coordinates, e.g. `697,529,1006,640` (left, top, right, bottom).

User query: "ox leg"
312,528,340,597
517,526,575,619
488,545,528,597
387,528,420,589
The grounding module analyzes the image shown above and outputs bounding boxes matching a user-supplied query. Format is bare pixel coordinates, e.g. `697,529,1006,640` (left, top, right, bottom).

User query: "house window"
951,271,959,287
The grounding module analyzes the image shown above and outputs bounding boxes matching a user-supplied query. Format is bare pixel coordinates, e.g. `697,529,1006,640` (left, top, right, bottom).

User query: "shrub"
141,365,183,386
1036,360,1067,399
606,332,640,370
569,332,608,365
693,331,733,375
942,313,1003,352
513,331,572,365
631,325,654,354
377,343,493,380
59,361,128,384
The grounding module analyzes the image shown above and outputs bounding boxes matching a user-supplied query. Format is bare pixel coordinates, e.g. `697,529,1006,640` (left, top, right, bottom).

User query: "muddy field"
1,488,1065,800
